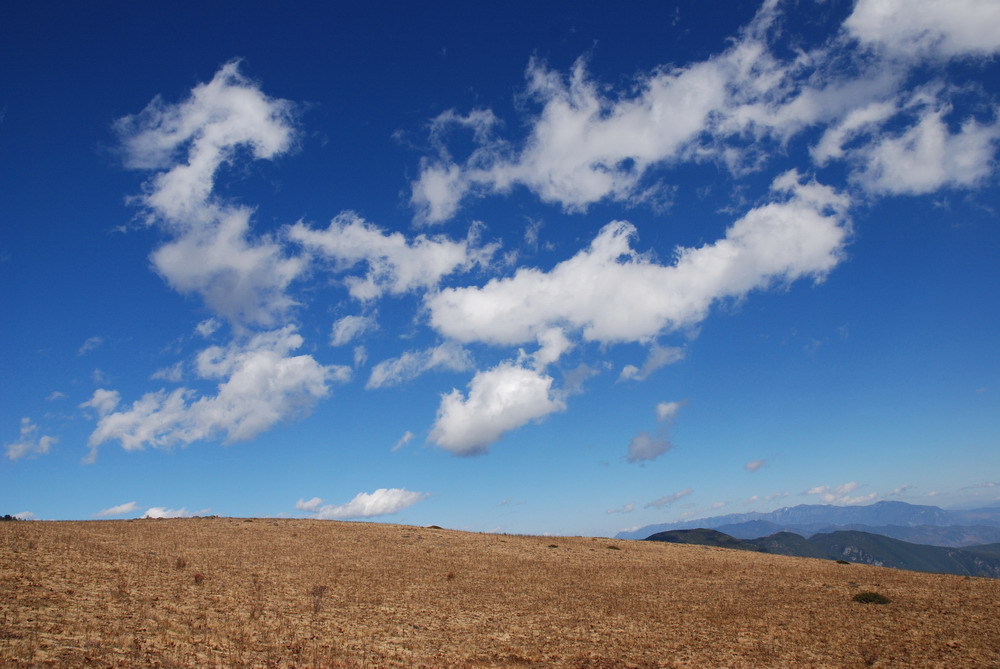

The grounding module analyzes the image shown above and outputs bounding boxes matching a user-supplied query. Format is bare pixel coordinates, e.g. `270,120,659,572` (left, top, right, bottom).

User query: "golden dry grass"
2,518,998,668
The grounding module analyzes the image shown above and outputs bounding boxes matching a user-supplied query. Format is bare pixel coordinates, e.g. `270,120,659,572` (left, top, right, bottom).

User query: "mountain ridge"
616,501,1000,542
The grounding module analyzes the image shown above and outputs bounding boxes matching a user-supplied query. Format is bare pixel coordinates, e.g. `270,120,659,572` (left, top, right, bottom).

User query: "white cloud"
428,172,849,347
330,314,376,347
196,318,221,338
366,342,473,389
353,345,368,367
744,459,767,472
151,362,184,383
887,484,914,497
45,391,66,401
845,0,1000,58
142,507,204,519
84,327,349,461
811,101,899,166
619,346,684,382
412,0,1000,225
302,488,429,520
392,430,415,452
95,501,139,518
295,497,323,512
607,503,635,514
80,388,122,417
853,108,1000,195
288,212,498,301
429,360,565,456
14,512,37,521
656,401,683,421
410,53,731,222
5,418,57,461
116,61,305,327
806,481,877,505
645,488,694,509
78,336,104,356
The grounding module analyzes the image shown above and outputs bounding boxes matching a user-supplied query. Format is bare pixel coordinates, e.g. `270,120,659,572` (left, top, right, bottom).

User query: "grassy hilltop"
3,518,999,667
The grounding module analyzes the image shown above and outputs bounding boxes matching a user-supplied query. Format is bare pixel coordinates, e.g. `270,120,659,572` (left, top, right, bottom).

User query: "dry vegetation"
2,518,999,668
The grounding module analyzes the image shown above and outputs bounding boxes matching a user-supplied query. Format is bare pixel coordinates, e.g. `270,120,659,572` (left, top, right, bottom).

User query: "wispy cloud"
627,400,685,463
5,418,57,461
367,342,473,389
607,502,635,514
95,501,139,518
392,431,415,452
805,481,877,505
78,336,104,356
645,488,694,510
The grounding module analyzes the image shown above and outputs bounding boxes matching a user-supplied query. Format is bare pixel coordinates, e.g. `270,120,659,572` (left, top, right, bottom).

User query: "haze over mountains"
616,501,1000,547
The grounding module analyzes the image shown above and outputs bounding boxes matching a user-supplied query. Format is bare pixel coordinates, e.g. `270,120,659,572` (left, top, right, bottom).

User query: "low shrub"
853,591,890,604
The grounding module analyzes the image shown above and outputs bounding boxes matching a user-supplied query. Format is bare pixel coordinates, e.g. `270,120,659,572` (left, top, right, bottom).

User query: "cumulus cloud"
645,488,694,509
295,497,323,512
367,342,473,389
142,507,205,519
5,418,57,461
428,172,849,347
300,488,429,520
845,0,1000,58
116,60,305,327
429,360,565,455
744,459,767,472
656,401,683,421
330,314,376,347
288,212,498,301
95,501,139,518
852,108,1000,195
14,511,37,521
84,327,349,461
806,481,877,505
412,0,1000,225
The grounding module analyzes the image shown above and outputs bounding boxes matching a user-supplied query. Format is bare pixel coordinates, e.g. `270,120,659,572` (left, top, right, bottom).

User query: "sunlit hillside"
3,518,998,667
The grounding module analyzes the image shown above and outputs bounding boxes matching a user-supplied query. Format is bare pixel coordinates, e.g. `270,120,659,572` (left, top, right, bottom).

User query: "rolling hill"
641,527,1000,578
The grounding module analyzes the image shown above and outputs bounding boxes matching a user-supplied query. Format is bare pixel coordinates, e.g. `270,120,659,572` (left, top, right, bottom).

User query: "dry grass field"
2,518,998,668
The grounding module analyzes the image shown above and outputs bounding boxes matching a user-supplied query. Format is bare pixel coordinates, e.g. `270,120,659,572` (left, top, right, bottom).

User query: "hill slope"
4,518,1000,667
644,528,766,552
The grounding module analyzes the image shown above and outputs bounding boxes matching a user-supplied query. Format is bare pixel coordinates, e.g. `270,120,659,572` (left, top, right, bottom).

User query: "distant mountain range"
644,528,1000,578
616,501,1000,547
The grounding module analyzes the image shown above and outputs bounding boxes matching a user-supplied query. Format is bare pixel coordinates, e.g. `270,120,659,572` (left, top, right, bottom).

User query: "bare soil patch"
2,518,998,667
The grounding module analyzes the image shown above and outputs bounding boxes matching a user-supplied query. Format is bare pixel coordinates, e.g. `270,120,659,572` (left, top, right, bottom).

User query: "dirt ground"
2,518,998,668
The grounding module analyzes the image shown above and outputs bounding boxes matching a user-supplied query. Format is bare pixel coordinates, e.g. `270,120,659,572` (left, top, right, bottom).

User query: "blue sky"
2,0,998,535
